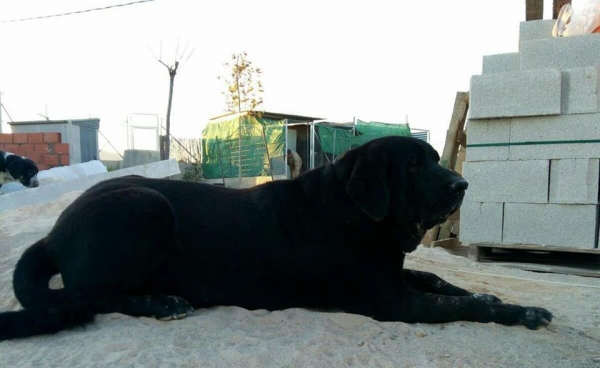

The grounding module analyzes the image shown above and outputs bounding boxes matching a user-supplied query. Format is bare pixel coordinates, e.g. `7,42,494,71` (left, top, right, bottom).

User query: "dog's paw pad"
472,293,502,304
521,307,553,330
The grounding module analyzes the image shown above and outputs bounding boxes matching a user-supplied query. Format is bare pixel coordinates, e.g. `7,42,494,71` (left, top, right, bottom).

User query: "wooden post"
553,0,571,19
423,91,469,246
526,0,544,21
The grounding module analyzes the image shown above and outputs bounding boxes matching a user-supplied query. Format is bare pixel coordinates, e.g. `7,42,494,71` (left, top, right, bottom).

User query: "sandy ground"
1,191,599,368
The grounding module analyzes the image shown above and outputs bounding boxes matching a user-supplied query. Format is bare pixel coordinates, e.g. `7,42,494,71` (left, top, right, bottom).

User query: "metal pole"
332,129,337,162
215,137,226,186
261,125,274,181
309,122,315,170
238,117,242,186
284,120,289,179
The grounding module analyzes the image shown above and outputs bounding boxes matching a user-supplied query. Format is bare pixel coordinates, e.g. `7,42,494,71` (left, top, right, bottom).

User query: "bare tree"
150,40,194,160
218,52,264,115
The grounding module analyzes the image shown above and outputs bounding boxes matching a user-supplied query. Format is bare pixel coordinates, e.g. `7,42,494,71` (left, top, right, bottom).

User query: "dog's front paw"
154,295,195,321
519,306,553,330
472,293,502,304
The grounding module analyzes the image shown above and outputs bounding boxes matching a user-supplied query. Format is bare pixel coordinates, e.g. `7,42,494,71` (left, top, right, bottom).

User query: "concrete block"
503,203,597,248
459,201,503,244
519,20,555,44
549,159,599,204
509,113,600,160
470,70,562,119
561,66,600,115
0,159,180,215
482,53,520,74
465,119,510,161
462,160,549,203
123,149,160,168
520,34,600,70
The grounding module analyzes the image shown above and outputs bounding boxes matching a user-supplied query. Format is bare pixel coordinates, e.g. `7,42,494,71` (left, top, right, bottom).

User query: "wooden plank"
485,263,600,278
526,0,544,21
439,91,469,170
426,91,470,244
430,237,461,250
473,243,600,255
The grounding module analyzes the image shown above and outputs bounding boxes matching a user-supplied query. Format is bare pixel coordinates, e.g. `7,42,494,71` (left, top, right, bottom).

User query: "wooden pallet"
472,243,600,277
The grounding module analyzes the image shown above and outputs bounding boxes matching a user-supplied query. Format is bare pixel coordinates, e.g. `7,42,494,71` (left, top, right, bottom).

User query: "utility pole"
526,0,544,21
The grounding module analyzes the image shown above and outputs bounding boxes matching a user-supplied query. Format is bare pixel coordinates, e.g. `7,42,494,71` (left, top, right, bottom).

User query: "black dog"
0,137,552,340
0,151,39,190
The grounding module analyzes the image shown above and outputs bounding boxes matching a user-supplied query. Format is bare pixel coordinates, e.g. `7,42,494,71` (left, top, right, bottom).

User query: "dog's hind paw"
520,307,553,330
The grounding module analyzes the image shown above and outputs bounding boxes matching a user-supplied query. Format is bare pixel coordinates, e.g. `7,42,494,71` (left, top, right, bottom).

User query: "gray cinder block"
549,159,599,204
561,66,600,115
459,201,504,244
123,149,161,168
509,113,600,160
521,34,600,70
519,20,555,44
482,53,520,74
462,160,549,203
470,70,562,119
503,203,598,248
465,119,510,161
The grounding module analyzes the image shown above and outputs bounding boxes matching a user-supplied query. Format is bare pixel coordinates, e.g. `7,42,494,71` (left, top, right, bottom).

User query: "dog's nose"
449,179,468,194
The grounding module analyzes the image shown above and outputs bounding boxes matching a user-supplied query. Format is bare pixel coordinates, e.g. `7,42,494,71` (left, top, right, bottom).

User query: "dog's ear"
345,149,390,221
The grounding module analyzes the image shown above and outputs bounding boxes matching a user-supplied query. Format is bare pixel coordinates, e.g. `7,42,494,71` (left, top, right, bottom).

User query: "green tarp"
316,119,411,156
201,115,286,179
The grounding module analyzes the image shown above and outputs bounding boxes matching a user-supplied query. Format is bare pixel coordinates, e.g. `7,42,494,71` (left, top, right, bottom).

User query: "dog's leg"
94,294,194,321
402,269,502,303
372,287,552,330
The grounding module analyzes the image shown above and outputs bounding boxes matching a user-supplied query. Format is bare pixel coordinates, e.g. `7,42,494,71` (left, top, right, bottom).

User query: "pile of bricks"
0,132,70,171
461,20,600,250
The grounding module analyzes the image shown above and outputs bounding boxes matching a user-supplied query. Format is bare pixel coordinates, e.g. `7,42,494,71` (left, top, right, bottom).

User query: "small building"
9,118,100,164
202,111,428,188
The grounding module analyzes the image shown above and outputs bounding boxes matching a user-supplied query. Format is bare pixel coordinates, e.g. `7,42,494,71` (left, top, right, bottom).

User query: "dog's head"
335,136,467,248
5,156,40,188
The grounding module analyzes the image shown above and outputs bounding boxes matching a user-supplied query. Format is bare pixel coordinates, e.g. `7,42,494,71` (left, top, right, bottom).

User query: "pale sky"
0,0,577,156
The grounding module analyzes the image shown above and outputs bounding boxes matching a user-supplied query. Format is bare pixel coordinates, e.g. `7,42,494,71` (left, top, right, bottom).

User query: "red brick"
27,133,44,143
36,164,49,171
43,154,59,166
43,133,61,143
53,143,70,154
59,154,70,166
0,144,18,152
33,143,50,153
0,134,12,143
13,133,28,143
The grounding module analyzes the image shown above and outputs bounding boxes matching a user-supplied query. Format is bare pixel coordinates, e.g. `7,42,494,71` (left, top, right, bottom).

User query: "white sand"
1,193,599,367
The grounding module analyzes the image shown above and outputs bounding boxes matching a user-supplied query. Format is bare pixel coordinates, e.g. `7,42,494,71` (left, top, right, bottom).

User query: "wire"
2,0,155,23
1,104,14,122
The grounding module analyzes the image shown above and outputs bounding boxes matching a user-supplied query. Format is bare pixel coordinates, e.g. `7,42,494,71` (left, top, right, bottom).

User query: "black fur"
0,136,552,340
0,151,39,189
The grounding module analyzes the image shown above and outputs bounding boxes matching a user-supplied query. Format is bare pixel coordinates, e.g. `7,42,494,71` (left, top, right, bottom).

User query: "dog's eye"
410,159,420,167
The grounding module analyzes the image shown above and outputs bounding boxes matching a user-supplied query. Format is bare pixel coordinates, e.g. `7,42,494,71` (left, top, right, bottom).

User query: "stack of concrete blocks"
461,20,600,249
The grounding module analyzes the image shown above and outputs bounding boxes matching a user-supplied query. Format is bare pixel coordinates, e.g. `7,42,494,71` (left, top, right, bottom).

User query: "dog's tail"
0,239,94,341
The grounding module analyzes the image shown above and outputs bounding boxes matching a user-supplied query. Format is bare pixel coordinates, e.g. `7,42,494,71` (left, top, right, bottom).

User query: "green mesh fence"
316,119,411,157
201,116,286,179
